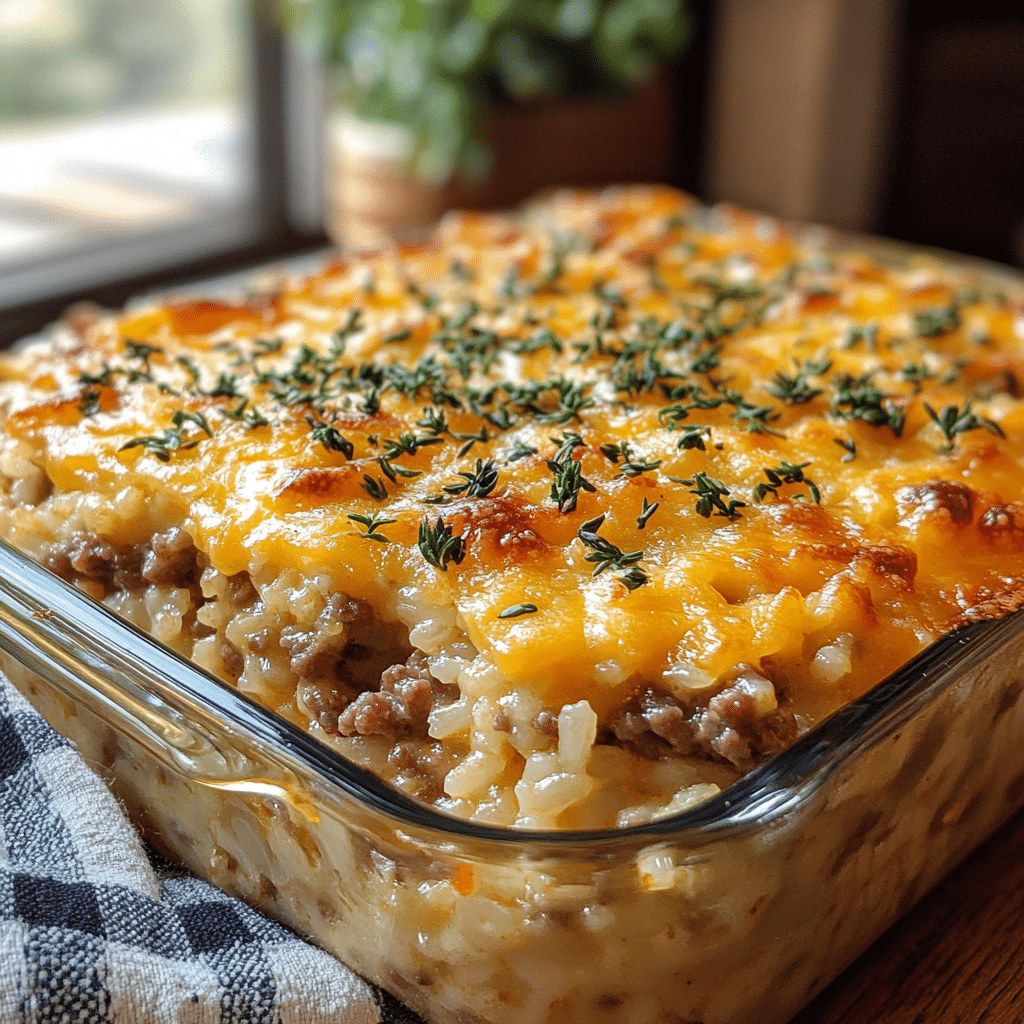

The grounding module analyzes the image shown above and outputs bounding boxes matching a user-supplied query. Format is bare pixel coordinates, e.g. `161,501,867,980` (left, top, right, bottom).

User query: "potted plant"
278,0,692,246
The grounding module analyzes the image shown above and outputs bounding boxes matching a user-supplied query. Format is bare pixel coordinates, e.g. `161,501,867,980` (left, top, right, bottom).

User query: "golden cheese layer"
3,185,1024,775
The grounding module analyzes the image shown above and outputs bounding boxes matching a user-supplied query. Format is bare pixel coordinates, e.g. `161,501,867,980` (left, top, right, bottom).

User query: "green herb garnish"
77,389,102,417
361,475,389,501
498,603,538,619
831,372,905,436
577,514,647,588
680,472,745,519
914,304,961,337
636,497,659,530
418,515,466,571
306,416,354,457
347,511,397,543
444,458,499,498
506,439,538,461
119,410,213,462
752,461,821,504
924,401,1004,453
833,437,856,462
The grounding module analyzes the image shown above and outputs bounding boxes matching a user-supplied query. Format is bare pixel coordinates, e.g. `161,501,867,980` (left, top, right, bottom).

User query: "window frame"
0,4,328,348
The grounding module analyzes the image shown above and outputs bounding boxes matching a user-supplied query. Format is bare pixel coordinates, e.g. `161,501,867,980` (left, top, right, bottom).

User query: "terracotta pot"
327,72,675,248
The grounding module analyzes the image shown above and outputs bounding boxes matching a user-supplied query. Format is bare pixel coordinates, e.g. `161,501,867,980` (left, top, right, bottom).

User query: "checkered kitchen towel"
0,672,423,1024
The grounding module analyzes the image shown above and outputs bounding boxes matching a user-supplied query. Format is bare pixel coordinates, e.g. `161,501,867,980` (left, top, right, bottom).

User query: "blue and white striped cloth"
0,673,421,1024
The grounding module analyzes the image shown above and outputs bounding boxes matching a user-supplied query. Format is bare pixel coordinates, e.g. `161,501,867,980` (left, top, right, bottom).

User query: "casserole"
3,185,1024,1021
2,537,1024,1024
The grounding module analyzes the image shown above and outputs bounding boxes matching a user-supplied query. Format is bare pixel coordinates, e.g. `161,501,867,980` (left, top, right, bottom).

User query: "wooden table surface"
790,808,1024,1024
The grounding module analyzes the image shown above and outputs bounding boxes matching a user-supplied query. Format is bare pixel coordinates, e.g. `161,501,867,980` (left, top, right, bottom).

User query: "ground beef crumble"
694,680,798,770
339,651,459,739
611,670,799,771
141,527,199,587
42,527,201,592
281,593,372,681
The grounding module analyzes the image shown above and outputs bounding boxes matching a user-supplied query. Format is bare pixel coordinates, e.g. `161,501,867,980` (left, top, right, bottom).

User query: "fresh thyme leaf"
753,461,820,504
803,358,833,376
119,409,212,462
383,327,412,343
924,401,1005,453
223,399,270,429
443,458,499,498
620,455,662,477
417,515,466,570
417,407,449,437
512,328,563,355
347,511,397,543
483,406,517,430
331,310,362,354
176,356,201,387
637,497,659,529
576,514,646,587
505,439,538,461
831,372,905,436
551,431,584,463
899,362,935,390
676,424,712,451
840,323,879,350
452,424,489,457
208,372,243,399
77,389,101,417
172,409,213,437
599,441,627,463
767,369,823,405
720,389,783,435
361,474,389,501
546,433,593,513
381,433,426,459
78,363,116,387
660,319,692,349
123,339,162,363
546,455,596,513
244,405,270,429
406,281,439,311
833,437,856,461
681,472,745,518
533,379,594,424
446,300,479,332
380,456,421,479
690,345,723,375
613,351,679,397
305,416,354,457
252,337,284,358
914,304,961,337
498,603,538,619
940,357,971,386
619,566,649,590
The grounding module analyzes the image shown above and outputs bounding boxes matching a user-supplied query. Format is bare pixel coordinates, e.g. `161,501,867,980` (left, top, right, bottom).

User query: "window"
0,0,326,345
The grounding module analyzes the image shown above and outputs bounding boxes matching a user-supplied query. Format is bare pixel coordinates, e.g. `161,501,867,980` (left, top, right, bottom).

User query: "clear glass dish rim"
3,535,1021,853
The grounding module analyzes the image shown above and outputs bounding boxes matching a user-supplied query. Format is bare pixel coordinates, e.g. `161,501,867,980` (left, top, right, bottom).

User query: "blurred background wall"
700,0,1024,268
0,0,1021,344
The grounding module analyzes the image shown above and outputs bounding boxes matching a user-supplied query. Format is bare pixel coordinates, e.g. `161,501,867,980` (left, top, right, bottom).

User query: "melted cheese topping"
4,185,1024,797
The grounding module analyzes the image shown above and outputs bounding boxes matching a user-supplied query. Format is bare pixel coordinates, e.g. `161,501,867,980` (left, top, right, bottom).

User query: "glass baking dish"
2,536,1024,1023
